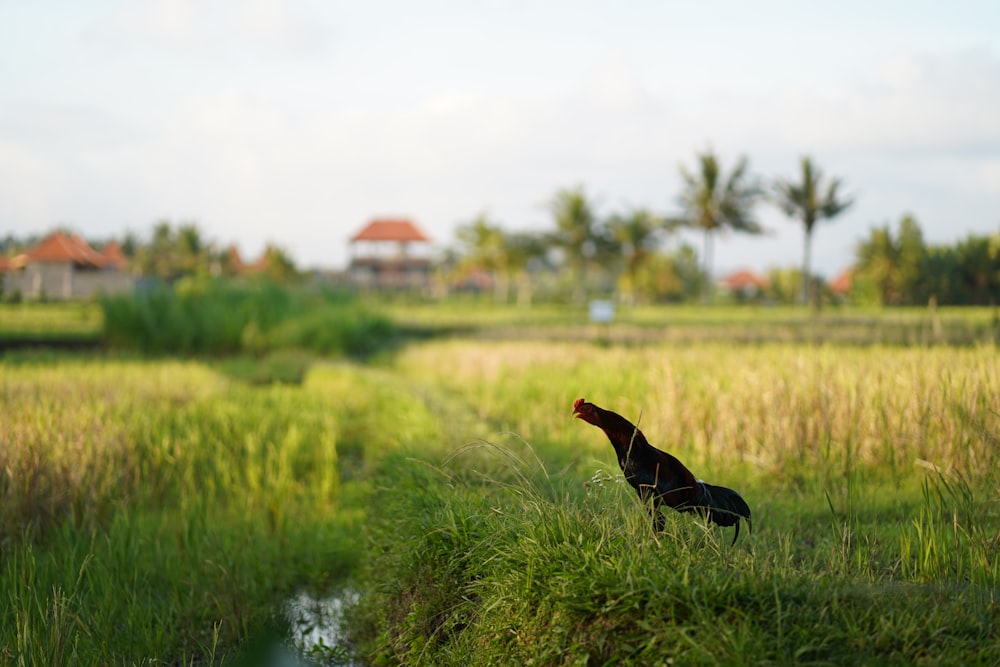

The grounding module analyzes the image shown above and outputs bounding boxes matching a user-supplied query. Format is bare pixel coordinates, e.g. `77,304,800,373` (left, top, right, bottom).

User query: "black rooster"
573,397,751,544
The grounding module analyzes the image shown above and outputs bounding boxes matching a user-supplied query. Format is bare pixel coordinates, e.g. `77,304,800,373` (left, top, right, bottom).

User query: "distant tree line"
2,220,300,285
130,221,298,284
441,150,858,306
853,214,1000,306
445,150,998,307
5,150,998,306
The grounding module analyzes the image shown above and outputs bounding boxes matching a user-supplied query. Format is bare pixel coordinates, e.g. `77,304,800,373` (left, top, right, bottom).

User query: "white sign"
588,300,615,323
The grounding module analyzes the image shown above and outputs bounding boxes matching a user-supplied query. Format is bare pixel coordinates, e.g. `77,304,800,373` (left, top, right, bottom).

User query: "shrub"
101,280,396,357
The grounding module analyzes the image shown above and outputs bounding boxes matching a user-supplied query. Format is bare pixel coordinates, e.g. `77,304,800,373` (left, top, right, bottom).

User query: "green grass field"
0,302,103,340
1,302,999,665
356,339,1000,665
384,301,1000,346
2,299,998,348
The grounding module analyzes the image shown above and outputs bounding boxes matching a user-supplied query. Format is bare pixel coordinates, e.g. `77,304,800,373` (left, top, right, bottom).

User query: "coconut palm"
455,213,550,304
548,185,607,302
455,213,510,302
504,231,549,307
673,151,763,303
607,208,665,304
773,156,854,305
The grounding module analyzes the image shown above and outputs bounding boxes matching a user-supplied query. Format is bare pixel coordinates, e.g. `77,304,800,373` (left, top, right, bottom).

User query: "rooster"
573,397,751,544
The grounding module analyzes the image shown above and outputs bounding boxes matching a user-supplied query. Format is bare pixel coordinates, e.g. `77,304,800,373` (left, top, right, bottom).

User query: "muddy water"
284,588,361,664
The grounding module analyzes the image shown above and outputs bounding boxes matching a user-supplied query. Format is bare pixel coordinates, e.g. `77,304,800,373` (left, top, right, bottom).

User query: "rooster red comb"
573,397,586,411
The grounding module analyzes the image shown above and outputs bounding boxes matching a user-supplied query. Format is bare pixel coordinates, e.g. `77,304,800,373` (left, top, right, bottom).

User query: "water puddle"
284,588,360,665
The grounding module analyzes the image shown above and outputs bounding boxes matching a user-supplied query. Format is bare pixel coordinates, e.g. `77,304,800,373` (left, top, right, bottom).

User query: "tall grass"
100,280,397,356
353,441,1000,665
349,339,1000,665
0,355,471,664
3,337,999,664
0,361,356,663
383,301,1000,346
388,340,1000,475
0,302,102,340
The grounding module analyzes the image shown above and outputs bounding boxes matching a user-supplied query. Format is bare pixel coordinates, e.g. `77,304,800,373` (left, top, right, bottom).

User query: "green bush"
216,348,316,385
266,305,397,357
101,280,396,357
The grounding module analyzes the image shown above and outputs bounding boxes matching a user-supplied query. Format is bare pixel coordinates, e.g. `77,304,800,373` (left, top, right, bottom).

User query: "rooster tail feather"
699,482,752,544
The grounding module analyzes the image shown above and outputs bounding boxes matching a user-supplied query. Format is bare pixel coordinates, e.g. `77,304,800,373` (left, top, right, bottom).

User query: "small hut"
348,218,432,289
719,269,769,300
2,231,135,300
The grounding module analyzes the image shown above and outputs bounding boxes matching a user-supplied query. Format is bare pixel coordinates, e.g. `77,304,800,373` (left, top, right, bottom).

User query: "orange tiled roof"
350,218,430,243
24,231,108,268
720,269,769,291
830,268,853,294
227,245,245,270
227,244,269,274
244,253,269,274
101,241,128,270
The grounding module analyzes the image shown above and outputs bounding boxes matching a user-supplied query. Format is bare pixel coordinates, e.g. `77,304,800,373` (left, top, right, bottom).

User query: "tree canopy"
672,151,764,302
773,156,854,306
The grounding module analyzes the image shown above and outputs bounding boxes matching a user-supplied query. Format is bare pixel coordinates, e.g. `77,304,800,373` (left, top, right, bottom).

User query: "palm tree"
773,156,854,305
673,151,763,303
455,213,509,302
504,231,548,307
549,185,605,303
607,208,665,304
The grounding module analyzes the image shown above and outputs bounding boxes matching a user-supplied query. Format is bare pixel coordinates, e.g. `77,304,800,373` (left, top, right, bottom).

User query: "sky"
2,1,999,277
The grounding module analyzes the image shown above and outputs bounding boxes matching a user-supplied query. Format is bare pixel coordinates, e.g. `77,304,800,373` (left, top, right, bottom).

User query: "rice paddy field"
1,302,999,665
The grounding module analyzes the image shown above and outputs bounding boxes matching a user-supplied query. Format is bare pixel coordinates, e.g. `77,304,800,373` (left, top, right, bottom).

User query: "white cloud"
95,0,201,49
769,50,1000,156
89,0,328,57
231,0,328,55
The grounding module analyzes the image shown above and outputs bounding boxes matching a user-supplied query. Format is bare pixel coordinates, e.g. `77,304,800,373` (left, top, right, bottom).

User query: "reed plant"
100,280,396,357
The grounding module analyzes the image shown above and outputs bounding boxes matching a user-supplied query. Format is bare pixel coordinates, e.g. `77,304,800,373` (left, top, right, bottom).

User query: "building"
224,244,270,276
829,268,853,297
2,231,136,300
347,218,433,290
100,240,129,272
719,269,769,299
